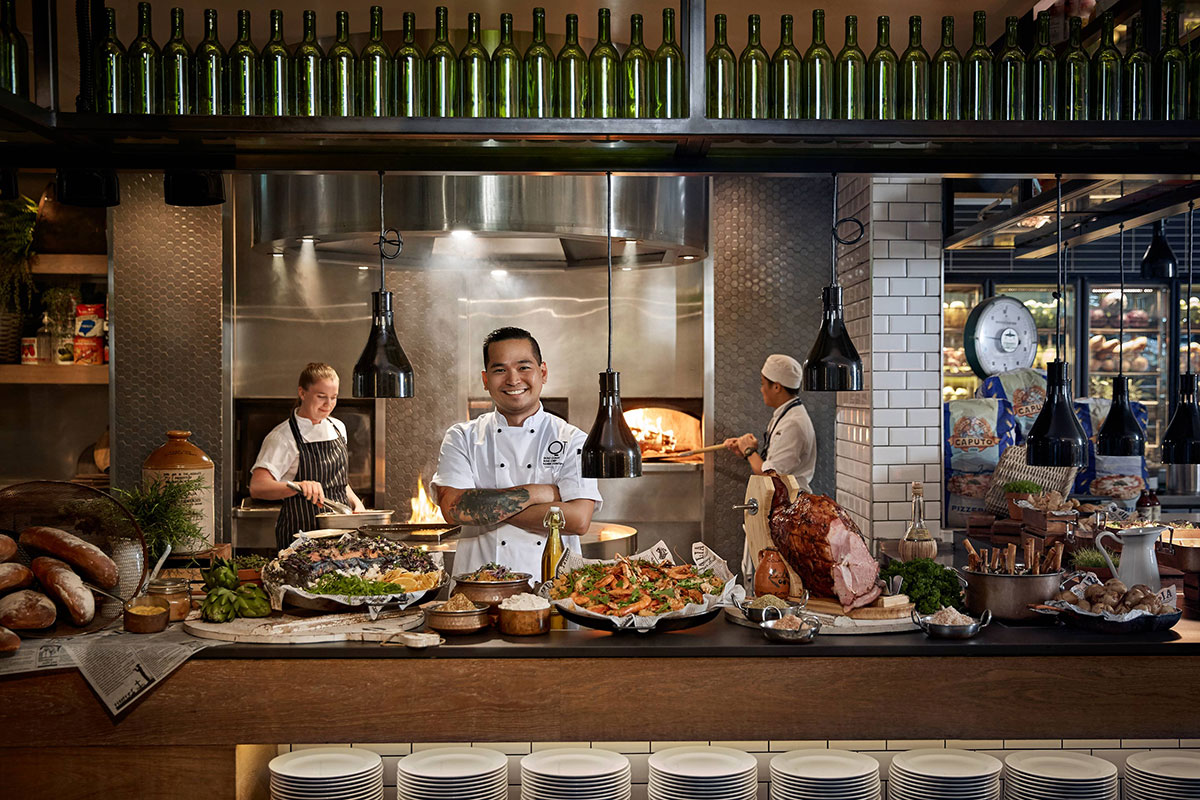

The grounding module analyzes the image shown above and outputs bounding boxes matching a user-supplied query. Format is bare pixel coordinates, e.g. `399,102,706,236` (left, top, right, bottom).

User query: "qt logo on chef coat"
542,440,567,468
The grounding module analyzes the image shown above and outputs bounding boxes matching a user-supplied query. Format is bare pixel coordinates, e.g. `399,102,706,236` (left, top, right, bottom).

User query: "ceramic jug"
754,547,791,599
1096,527,1162,591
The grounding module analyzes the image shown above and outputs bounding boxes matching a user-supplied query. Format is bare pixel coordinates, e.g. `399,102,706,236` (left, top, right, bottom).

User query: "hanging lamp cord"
1189,200,1195,376
1118,223,1125,378
376,170,403,295
830,173,864,287
606,170,614,373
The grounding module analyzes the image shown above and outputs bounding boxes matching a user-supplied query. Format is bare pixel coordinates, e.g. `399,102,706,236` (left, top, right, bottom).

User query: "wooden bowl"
123,595,170,633
424,603,490,635
498,606,551,636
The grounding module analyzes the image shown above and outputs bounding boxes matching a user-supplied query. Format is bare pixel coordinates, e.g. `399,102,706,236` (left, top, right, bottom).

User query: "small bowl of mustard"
124,595,171,633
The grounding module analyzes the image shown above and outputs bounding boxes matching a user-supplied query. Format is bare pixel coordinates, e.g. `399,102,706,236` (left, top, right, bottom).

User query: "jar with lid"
143,431,215,553
148,577,191,621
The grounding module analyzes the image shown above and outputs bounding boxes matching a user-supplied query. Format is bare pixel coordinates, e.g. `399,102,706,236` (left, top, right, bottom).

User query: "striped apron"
274,413,351,550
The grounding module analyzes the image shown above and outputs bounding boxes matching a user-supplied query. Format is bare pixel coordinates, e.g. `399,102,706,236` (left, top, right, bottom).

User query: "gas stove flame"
624,408,678,454
409,475,446,523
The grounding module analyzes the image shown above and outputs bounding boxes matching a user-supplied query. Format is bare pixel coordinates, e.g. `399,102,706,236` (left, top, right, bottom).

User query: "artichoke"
201,587,239,623
234,584,271,618
201,558,239,591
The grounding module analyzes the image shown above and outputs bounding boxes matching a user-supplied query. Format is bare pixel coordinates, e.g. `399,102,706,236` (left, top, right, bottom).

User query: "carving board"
806,596,915,619
183,608,425,644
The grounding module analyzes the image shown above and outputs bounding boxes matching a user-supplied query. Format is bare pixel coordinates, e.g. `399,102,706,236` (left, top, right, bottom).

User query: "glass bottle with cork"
542,506,566,628
899,481,938,562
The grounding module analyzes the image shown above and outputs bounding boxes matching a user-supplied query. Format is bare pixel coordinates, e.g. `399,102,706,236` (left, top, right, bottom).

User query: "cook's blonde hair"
298,362,338,390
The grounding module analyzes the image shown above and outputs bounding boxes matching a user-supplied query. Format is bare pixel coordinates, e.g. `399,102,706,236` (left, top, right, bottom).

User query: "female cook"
250,362,365,549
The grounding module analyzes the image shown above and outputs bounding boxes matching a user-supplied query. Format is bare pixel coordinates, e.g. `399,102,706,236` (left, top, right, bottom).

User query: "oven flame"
624,408,678,454
409,476,446,523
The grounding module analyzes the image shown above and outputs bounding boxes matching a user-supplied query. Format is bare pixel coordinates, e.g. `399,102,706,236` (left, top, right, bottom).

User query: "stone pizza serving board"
182,608,425,644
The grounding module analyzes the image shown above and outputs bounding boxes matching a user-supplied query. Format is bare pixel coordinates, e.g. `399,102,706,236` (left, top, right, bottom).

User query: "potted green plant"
1003,480,1044,521
232,553,268,586
1070,547,1120,582
112,475,207,563
0,196,37,363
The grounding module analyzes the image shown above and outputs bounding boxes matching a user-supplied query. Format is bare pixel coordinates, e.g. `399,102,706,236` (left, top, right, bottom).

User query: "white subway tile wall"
272,739,1195,799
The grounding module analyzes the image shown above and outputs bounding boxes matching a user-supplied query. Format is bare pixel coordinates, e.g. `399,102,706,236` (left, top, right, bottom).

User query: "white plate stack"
769,749,881,800
269,747,385,800
520,747,631,800
1002,751,1117,800
1124,751,1200,800
888,749,1002,800
648,746,758,800
396,747,508,800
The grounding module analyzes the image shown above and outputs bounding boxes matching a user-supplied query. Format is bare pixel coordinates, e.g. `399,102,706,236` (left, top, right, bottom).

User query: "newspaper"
1047,572,1178,622
0,637,77,676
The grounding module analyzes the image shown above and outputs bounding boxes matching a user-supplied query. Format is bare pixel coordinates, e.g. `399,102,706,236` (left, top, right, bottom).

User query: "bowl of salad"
451,563,533,615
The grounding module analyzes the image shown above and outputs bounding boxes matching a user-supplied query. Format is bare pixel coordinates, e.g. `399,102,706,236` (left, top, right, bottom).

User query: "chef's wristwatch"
742,446,758,459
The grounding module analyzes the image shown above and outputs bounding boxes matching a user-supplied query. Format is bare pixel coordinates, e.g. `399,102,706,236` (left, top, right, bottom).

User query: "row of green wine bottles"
708,9,1194,121
0,0,29,99
95,4,686,118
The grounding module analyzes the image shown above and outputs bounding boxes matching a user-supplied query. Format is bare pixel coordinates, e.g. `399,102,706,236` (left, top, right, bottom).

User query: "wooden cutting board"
183,608,425,644
806,596,915,619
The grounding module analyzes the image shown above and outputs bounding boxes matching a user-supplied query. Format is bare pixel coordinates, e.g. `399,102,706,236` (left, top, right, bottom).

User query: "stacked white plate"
1003,751,1117,800
520,747,631,800
888,749,1001,800
396,747,507,800
1125,751,1200,800
269,747,384,800
769,749,881,800
648,746,758,800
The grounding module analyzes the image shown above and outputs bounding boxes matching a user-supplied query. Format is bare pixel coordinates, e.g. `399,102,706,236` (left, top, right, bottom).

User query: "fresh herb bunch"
112,476,206,561
1071,547,1120,569
1003,480,1044,494
232,553,268,571
0,196,37,314
880,558,964,614
309,572,405,596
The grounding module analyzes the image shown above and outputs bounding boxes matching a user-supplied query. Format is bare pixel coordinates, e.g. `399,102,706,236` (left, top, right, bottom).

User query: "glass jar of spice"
148,577,192,621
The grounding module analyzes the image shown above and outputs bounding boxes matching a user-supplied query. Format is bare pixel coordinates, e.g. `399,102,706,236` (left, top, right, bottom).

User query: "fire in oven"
621,399,703,463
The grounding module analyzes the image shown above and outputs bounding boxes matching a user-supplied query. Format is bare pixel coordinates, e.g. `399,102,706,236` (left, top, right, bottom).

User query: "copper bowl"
451,575,534,615
123,595,170,633
424,602,490,635
498,606,551,636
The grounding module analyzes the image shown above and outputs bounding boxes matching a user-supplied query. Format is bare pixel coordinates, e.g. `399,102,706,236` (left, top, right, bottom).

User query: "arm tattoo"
450,488,531,525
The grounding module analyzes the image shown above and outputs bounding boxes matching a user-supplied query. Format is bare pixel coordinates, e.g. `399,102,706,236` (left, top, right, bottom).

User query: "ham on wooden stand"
767,474,881,613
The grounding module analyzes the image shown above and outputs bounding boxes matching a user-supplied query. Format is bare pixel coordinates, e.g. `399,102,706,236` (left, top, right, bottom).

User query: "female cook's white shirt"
431,405,603,578
251,412,348,483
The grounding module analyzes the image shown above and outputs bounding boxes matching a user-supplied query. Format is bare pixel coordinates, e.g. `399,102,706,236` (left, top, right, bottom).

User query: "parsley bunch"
880,558,964,615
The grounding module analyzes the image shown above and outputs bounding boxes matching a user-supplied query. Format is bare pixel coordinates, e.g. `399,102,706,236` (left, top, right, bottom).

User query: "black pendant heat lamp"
803,174,864,392
352,170,414,399
580,171,642,479
55,168,120,207
164,169,225,207
1141,219,1178,280
1162,201,1200,463
1027,175,1089,468
1096,224,1147,457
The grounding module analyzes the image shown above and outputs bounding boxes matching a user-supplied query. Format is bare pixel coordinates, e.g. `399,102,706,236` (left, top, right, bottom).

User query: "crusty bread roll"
0,533,15,562
0,625,18,654
31,557,95,626
0,590,56,629
19,526,118,589
0,562,33,593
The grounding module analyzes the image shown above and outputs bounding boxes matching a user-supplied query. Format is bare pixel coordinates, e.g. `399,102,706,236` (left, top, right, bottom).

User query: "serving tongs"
285,481,354,514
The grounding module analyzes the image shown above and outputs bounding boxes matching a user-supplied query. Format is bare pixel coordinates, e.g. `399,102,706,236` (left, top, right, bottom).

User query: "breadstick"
1040,548,1057,574
964,538,979,560
991,548,1003,572
1006,543,1017,575
968,552,978,572
1052,542,1064,572
1024,540,1034,573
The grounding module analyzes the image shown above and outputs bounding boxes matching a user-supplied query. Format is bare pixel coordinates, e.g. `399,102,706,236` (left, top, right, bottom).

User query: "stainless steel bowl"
424,602,490,635
912,608,992,639
759,612,822,644
315,509,394,529
963,569,1064,622
735,590,810,623
451,575,534,614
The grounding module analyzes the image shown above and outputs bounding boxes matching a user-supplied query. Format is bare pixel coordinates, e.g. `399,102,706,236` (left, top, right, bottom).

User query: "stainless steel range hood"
252,174,708,269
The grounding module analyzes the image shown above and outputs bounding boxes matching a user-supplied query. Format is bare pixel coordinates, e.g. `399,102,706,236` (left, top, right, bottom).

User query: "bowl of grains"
424,592,490,635
759,611,822,644
736,589,810,623
911,606,991,639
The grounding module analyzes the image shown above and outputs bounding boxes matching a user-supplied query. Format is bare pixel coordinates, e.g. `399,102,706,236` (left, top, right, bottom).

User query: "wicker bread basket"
983,444,1079,518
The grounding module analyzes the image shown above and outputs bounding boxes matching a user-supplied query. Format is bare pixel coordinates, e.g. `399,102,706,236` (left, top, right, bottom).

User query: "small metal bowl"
451,575,534,615
736,590,809,624
759,612,822,644
911,608,991,639
424,602,490,635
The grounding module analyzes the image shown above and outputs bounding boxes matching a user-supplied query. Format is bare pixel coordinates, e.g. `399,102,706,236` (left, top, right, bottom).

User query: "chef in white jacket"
432,327,603,578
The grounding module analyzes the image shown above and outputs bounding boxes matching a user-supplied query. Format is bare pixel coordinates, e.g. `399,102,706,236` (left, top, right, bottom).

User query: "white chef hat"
761,354,803,390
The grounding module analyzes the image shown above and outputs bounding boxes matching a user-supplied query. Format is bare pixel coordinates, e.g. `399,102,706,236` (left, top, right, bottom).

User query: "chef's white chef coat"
761,401,816,494
431,404,603,579
251,412,348,482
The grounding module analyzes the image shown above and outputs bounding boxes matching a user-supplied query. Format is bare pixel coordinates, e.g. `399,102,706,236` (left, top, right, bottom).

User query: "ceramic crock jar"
754,547,791,599
143,431,215,553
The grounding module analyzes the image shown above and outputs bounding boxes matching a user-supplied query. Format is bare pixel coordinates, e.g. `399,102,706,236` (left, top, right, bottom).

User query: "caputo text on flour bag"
944,398,1017,527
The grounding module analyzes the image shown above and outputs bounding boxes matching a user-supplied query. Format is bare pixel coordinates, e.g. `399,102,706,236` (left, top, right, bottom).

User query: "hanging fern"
0,196,37,314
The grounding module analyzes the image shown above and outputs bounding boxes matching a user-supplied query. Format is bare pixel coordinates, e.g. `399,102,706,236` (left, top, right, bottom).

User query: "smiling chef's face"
298,377,339,423
482,338,547,420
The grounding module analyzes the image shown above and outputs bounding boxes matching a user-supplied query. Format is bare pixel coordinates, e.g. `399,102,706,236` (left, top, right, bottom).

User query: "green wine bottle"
492,13,521,118
734,14,767,119
228,10,259,116
1029,10,1056,121
2,0,26,98
995,16,1025,120
622,13,651,118
129,1,160,114
835,15,866,120
1062,16,1088,121
194,9,225,116
1124,15,1152,121
931,16,961,120
1093,11,1121,121
900,16,929,120
1191,20,1200,119
0,0,11,94
804,9,834,119
461,12,490,117
293,9,325,116
867,16,897,120
395,11,423,117
964,10,992,121
653,8,685,118
556,13,588,117
590,9,621,118
706,14,735,119
1159,11,1187,121
771,15,803,119
162,8,193,115
261,9,290,116
326,11,356,116
360,6,392,117
95,8,127,113
427,6,458,117
524,7,554,118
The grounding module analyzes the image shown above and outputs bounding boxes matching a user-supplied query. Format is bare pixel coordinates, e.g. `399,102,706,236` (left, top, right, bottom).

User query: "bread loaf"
19,526,118,588
0,533,15,562
31,557,95,626
0,562,33,593
0,590,56,629
0,625,18,654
